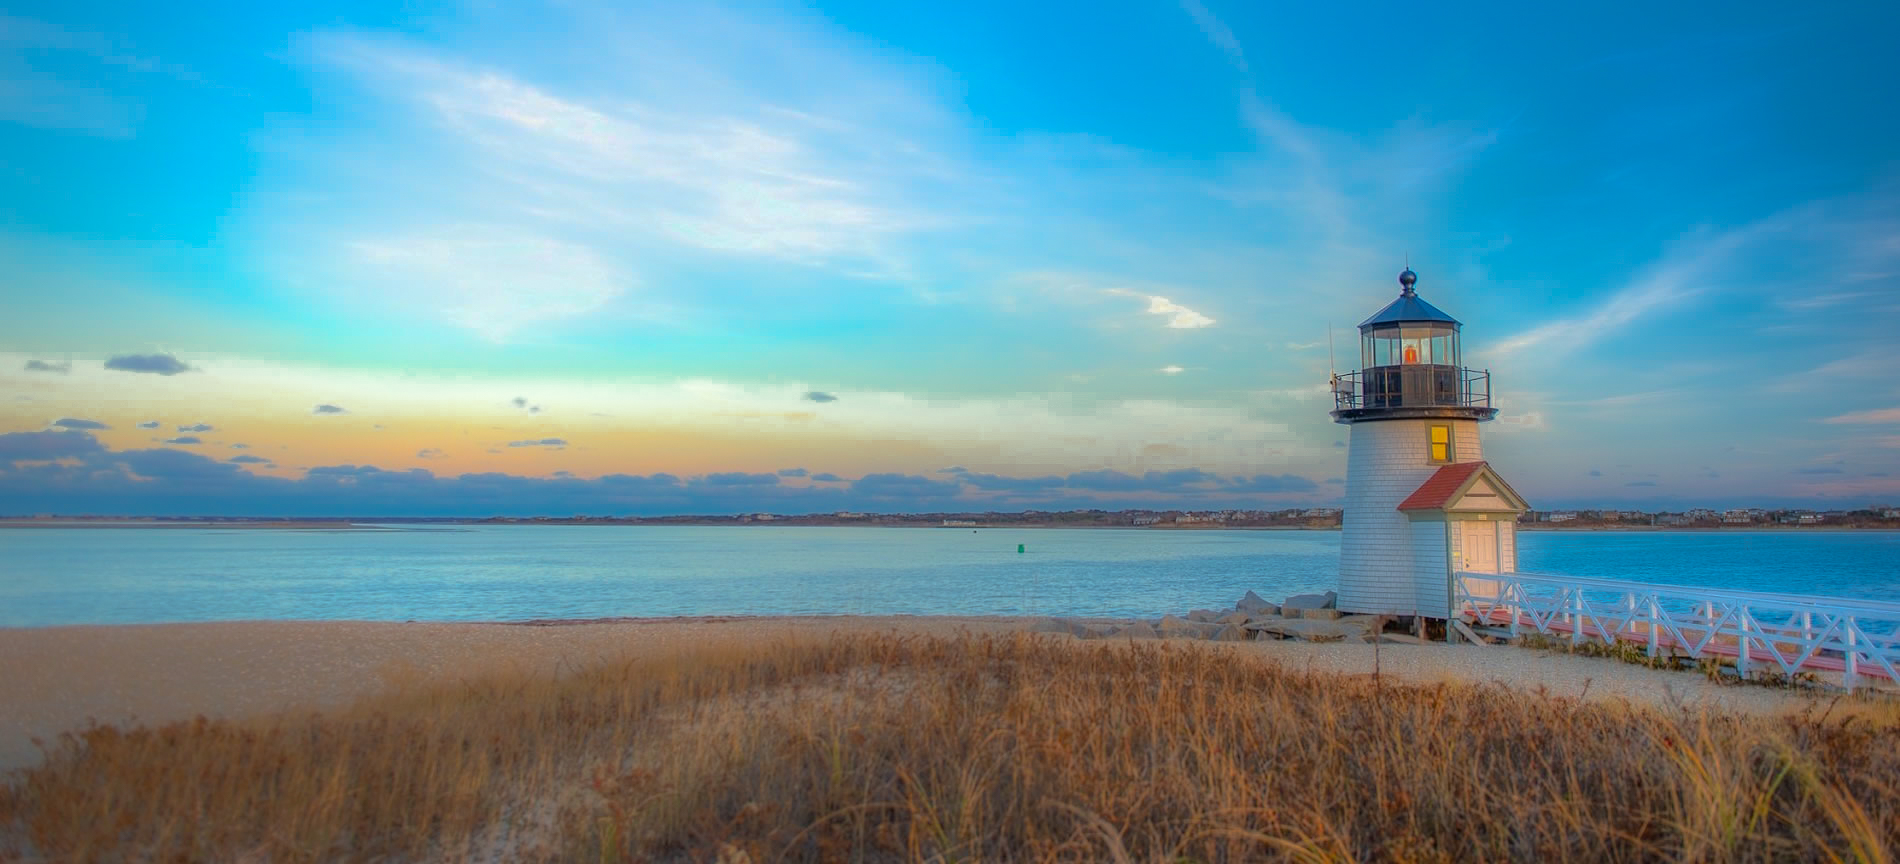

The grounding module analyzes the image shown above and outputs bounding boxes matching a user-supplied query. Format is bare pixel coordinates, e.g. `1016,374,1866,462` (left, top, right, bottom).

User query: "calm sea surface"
2,526,1898,628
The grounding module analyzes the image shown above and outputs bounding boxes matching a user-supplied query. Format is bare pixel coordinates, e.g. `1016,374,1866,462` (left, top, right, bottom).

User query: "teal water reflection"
1,526,1895,627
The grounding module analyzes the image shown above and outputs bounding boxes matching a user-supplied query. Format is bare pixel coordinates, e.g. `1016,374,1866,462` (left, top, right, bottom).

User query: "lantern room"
1332,269,1495,423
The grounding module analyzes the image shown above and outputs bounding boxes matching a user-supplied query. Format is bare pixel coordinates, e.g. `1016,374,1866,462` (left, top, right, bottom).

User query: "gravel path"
0,617,1852,775
1230,638,1851,717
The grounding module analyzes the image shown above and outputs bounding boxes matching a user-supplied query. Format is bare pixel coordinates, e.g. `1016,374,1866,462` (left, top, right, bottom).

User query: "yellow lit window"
1429,424,1451,463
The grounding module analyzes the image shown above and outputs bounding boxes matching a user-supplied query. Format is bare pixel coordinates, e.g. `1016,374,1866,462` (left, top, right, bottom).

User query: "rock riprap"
1030,590,1384,643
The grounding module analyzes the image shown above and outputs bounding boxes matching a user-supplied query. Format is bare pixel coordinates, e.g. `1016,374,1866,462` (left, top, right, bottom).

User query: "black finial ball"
1399,268,1417,291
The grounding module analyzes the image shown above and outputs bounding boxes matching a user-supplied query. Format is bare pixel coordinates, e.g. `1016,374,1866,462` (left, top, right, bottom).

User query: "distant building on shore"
1330,268,1528,619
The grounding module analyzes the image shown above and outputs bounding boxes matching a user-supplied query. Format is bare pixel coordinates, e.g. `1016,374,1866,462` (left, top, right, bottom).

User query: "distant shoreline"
0,520,392,530
1,518,1895,532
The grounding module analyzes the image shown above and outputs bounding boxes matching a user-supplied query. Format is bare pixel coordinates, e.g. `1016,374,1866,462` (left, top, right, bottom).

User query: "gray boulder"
1247,616,1371,643
1236,590,1275,613
1186,609,1221,623
1157,615,1218,639
1209,624,1250,642
1281,591,1338,613
1299,608,1344,621
1117,622,1159,640
1218,611,1252,626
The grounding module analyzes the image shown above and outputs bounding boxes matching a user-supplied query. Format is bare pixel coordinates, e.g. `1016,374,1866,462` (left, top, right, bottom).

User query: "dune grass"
2,632,1896,862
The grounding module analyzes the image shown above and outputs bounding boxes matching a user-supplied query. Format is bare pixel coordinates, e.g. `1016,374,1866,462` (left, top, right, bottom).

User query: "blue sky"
3,1,1899,515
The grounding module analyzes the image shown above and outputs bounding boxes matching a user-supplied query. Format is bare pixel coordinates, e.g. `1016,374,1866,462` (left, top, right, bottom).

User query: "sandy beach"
0,615,1848,777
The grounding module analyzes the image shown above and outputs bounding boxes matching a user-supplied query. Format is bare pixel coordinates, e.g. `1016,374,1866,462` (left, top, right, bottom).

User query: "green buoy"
1017,543,1025,554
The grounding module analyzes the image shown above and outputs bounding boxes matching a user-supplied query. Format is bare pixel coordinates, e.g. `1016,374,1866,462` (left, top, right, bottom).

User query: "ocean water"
1,526,1897,628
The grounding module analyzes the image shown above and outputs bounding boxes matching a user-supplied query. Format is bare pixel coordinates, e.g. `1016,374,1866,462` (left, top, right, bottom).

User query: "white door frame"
1463,520,1499,574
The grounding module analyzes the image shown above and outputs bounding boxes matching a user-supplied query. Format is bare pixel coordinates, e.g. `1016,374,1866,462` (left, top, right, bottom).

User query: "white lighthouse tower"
1332,268,1529,621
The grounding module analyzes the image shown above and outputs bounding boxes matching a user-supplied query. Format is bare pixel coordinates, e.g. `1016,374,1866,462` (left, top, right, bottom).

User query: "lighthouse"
1331,268,1529,622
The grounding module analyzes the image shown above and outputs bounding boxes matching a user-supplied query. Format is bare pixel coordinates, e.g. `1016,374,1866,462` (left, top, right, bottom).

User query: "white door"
1463,521,1498,573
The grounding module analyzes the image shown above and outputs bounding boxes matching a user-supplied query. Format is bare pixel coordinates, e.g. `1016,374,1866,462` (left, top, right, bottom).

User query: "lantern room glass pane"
1362,324,1464,370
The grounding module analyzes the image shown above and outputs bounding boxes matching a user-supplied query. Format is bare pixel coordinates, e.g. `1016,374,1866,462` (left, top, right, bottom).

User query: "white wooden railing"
1454,571,1900,691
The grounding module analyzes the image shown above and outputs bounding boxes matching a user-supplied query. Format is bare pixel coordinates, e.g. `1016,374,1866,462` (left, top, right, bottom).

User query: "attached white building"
1330,269,1529,619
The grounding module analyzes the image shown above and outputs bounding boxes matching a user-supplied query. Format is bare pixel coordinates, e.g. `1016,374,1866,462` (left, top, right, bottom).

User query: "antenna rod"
1327,322,1336,375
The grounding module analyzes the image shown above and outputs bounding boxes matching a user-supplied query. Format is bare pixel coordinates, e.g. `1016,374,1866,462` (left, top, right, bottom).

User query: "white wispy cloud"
251,16,974,338
1103,288,1215,329
1144,295,1215,329
1486,224,1760,359
1177,0,1248,73
1779,290,1877,310
386,60,924,262
1767,347,1892,394
348,227,629,342
1491,193,1900,366
0,14,172,137
0,73,137,137
1824,407,1900,424
1207,89,1500,302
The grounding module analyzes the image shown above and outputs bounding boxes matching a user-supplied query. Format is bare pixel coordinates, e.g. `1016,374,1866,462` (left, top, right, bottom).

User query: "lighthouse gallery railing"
1332,366,1491,412
1454,571,1900,690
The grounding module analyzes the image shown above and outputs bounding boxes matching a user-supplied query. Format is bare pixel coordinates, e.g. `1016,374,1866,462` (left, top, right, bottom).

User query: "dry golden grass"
2,632,1896,862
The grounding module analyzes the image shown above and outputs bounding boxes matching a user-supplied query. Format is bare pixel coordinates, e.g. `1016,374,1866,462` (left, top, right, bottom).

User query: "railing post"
1646,595,1660,658
1508,577,1520,636
1736,607,1751,679
1570,589,1583,646
1845,621,1860,691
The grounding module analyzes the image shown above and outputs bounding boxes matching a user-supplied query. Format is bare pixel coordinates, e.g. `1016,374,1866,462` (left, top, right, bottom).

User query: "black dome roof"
1358,269,1461,329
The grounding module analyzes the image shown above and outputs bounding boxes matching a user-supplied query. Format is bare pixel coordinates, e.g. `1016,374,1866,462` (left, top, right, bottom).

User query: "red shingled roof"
1397,461,1490,511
